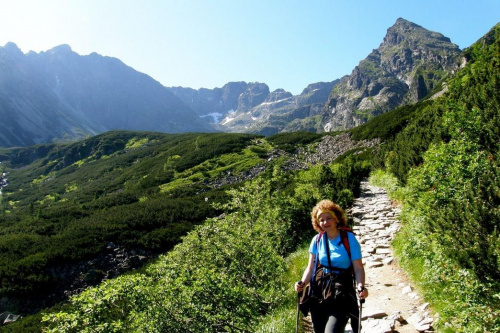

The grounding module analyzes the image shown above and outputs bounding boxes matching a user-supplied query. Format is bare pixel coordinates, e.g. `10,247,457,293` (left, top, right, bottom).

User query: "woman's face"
318,212,336,231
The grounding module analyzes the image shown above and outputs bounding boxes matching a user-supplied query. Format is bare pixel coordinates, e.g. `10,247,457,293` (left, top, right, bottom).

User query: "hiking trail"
300,181,435,333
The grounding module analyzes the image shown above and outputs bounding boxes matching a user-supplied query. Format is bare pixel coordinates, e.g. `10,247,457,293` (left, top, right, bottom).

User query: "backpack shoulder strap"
309,232,324,284
340,230,351,260
339,228,356,276
339,227,355,259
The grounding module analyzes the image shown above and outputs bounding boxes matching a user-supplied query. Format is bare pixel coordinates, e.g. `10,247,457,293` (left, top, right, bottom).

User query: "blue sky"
0,0,499,95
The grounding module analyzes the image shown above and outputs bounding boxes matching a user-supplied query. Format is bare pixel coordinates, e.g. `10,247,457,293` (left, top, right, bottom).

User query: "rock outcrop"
302,133,379,165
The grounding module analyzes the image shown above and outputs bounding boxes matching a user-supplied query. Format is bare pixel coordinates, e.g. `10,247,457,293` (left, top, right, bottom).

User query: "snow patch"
220,110,236,125
261,97,292,105
200,112,224,123
221,116,235,125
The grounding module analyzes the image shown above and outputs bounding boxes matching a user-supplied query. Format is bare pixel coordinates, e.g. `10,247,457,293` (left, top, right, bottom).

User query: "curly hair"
310,199,347,233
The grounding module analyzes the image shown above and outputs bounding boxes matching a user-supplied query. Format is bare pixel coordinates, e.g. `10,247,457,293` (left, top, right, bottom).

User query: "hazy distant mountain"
0,43,214,147
321,18,462,131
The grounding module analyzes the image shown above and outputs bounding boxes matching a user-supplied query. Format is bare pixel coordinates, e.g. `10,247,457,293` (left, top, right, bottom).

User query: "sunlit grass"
125,137,150,149
255,243,310,333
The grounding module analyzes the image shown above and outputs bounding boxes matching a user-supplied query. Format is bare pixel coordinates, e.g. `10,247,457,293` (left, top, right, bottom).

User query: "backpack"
311,228,355,300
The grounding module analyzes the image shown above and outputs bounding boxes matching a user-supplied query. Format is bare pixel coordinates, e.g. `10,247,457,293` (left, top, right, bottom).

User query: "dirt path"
301,182,434,333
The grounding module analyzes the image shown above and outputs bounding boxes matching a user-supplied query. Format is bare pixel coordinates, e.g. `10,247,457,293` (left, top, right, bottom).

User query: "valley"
0,18,498,333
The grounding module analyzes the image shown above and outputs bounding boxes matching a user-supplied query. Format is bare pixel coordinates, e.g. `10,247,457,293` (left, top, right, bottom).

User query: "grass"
125,137,150,149
163,144,267,192
368,169,410,204
254,242,310,333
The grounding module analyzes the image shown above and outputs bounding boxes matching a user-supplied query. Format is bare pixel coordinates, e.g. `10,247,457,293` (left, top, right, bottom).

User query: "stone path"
301,181,434,333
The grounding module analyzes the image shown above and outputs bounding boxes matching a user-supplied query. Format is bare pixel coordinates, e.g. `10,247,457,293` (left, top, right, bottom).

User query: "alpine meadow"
0,18,499,333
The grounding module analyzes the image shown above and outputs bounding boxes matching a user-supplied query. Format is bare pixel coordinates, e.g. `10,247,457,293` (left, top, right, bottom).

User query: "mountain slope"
0,131,264,312
322,18,461,131
0,127,379,320
0,44,214,147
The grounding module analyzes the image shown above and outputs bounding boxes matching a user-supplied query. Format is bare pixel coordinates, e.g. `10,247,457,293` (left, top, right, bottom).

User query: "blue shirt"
309,232,362,270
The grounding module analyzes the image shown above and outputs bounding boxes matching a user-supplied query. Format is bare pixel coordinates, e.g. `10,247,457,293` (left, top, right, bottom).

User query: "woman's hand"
357,284,368,299
295,281,304,292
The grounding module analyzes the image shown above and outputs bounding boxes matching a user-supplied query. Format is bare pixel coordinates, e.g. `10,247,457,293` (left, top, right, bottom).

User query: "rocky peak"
382,18,452,47
47,44,74,54
3,42,21,51
383,18,416,46
380,18,458,61
237,82,270,111
322,18,461,132
1,42,24,58
301,81,336,95
221,81,249,102
265,89,293,102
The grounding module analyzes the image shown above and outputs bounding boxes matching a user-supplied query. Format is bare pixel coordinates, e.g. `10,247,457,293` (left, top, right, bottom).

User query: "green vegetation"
36,153,369,332
266,131,323,152
0,132,263,302
0,128,371,332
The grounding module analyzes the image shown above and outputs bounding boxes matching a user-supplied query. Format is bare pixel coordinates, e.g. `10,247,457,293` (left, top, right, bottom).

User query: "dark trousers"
310,292,359,333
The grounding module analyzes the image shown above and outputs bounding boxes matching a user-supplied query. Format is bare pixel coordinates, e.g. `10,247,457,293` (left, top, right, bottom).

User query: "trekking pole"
296,281,302,333
358,287,365,333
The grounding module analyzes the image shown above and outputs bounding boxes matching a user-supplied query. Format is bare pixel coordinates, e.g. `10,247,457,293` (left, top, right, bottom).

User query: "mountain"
225,81,340,134
170,80,339,135
0,43,214,147
167,81,256,124
321,18,462,131
168,18,461,135
0,18,464,148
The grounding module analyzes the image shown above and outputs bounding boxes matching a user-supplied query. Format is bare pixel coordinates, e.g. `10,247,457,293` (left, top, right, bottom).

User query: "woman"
295,199,368,333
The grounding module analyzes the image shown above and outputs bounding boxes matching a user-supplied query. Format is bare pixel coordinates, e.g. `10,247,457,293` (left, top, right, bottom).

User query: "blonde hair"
311,199,347,233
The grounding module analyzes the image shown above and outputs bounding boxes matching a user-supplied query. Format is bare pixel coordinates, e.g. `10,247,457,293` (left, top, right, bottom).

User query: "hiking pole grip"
358,286,366,304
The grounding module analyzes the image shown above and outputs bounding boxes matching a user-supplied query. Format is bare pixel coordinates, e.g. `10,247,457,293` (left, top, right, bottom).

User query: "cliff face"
169,80,339,135
322,18,462,131
219,80,339,134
